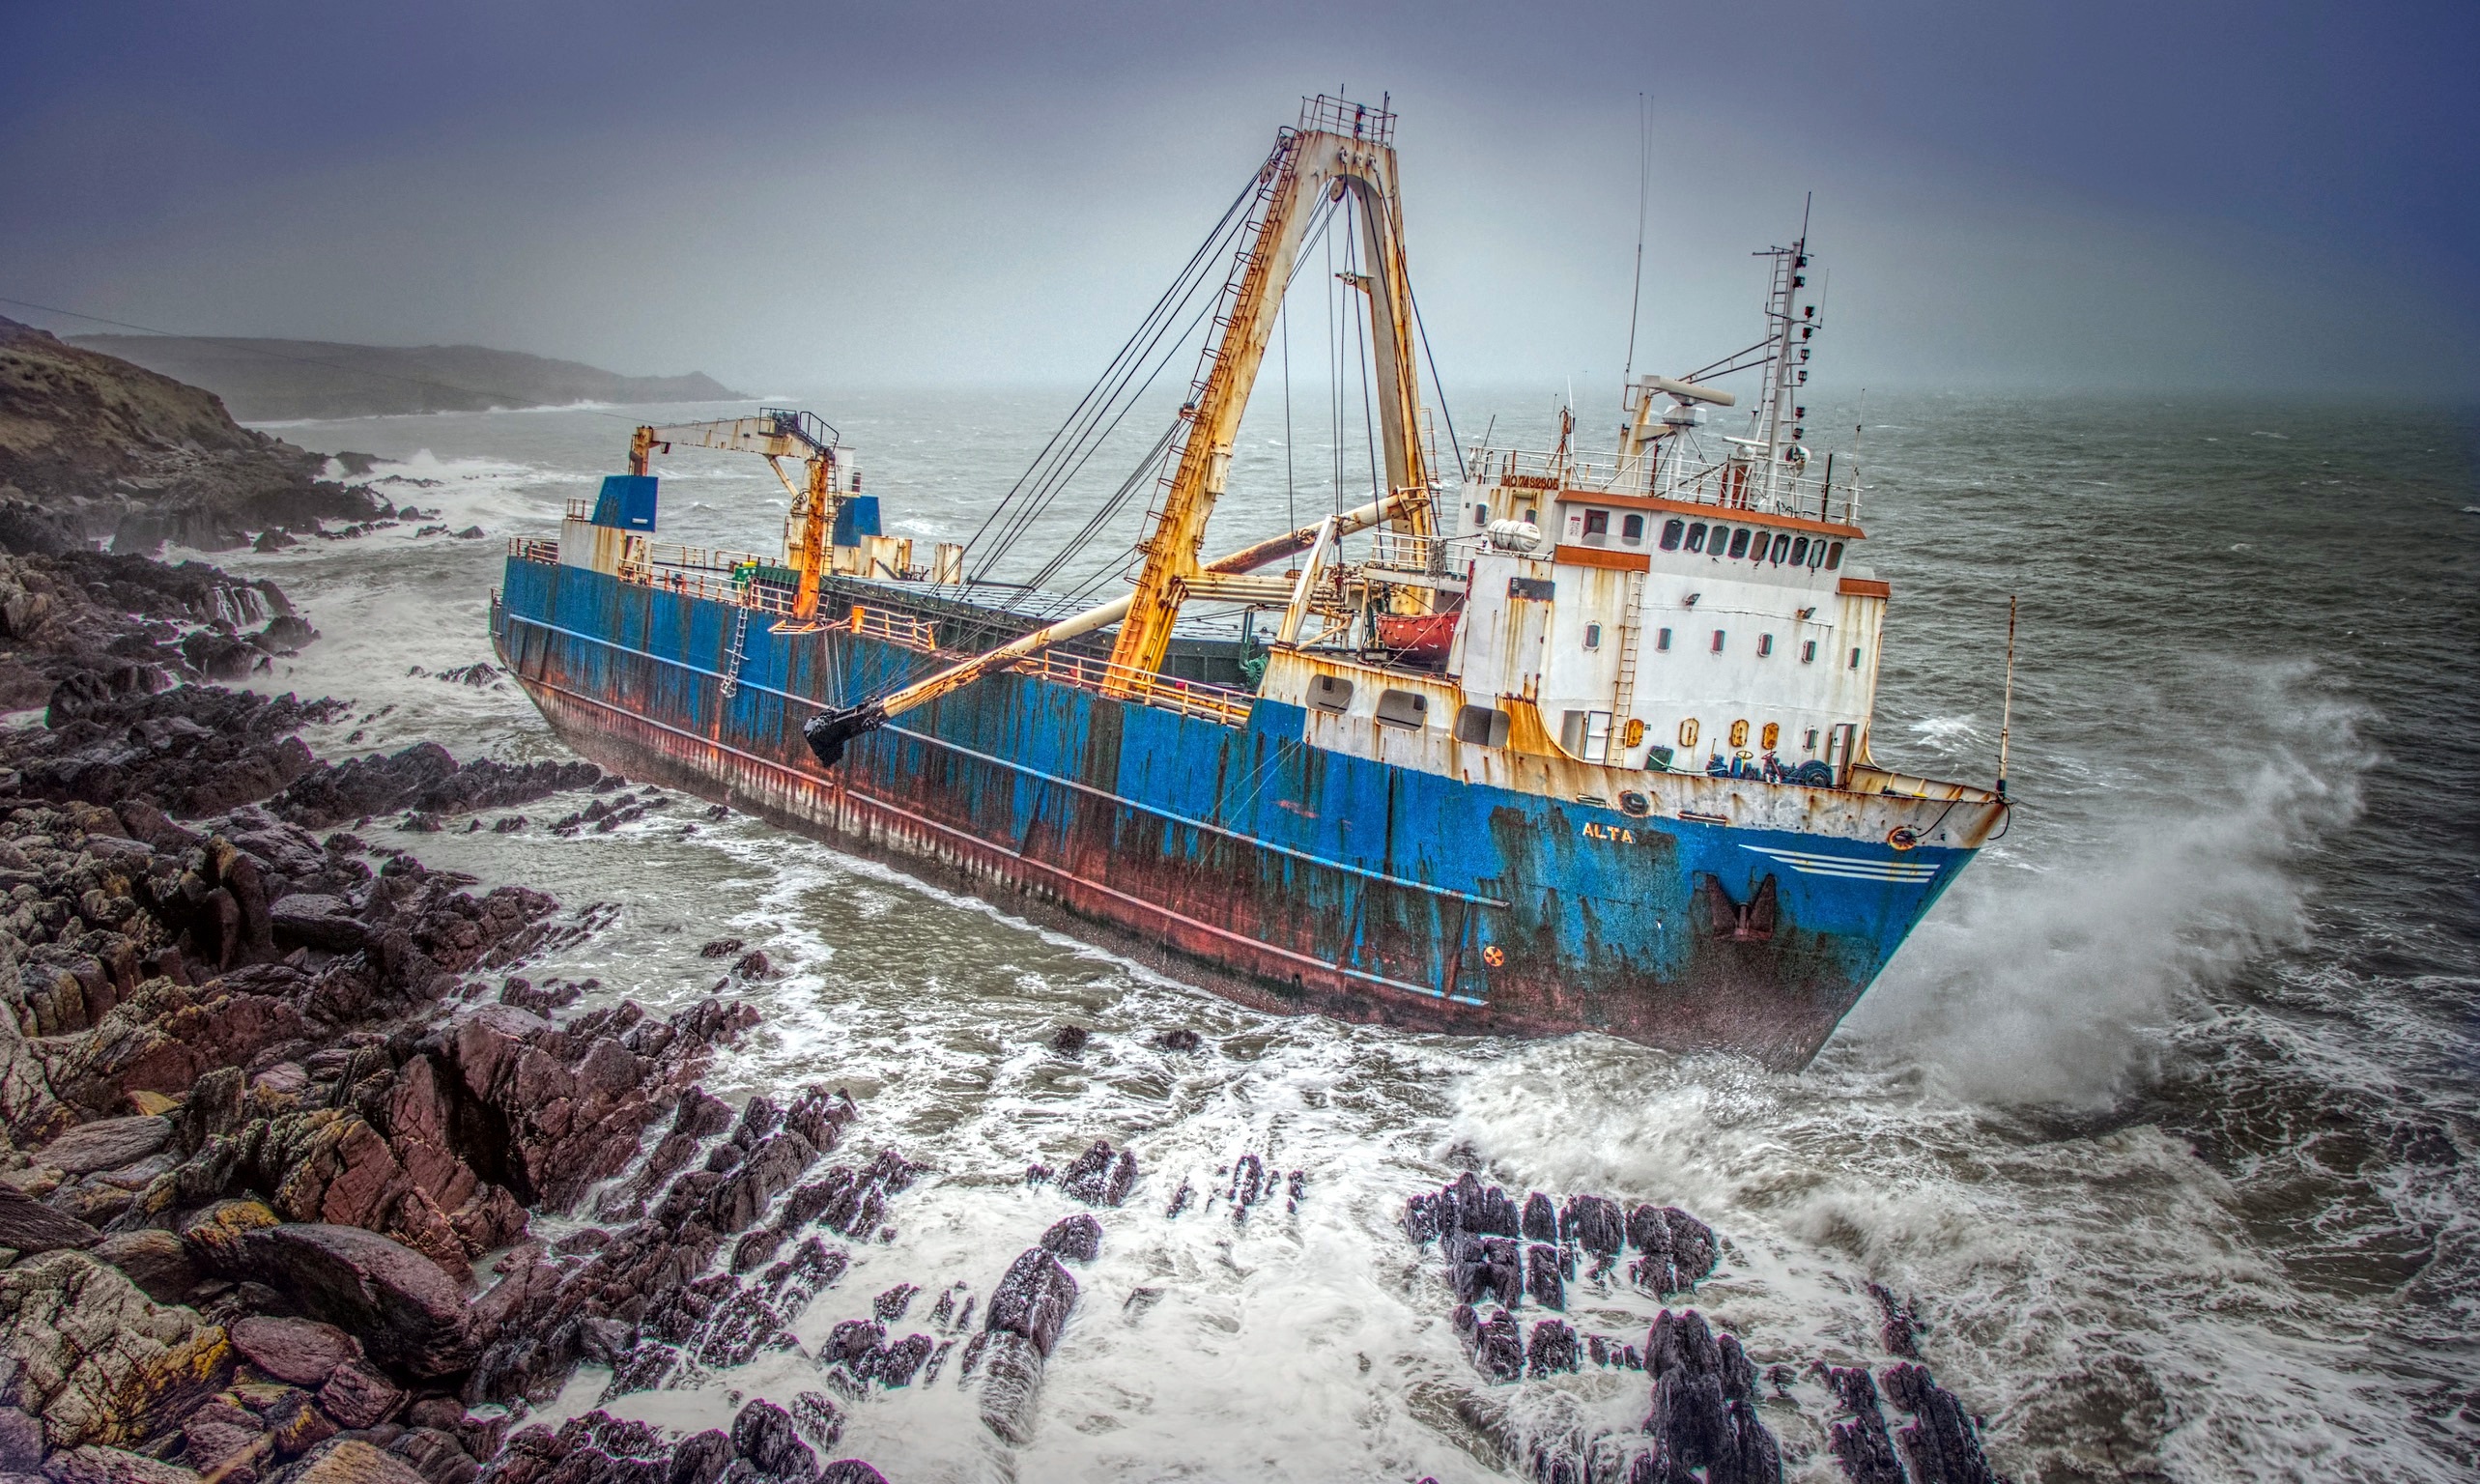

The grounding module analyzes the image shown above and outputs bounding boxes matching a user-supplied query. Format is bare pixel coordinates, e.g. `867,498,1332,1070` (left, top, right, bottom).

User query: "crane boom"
629,407,845,621
1105,96,1434,685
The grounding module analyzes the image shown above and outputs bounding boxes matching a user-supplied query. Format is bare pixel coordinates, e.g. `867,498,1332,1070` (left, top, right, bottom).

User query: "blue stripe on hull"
495,558,1973,1068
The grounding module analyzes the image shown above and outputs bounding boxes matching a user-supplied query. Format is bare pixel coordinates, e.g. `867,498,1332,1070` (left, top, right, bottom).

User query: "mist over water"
192,388,2477,1481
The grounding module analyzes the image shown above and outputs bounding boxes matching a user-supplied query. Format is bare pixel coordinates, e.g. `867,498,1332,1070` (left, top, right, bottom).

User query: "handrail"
1015,649,1255,728
1472,442,1864,527
846,604,940,654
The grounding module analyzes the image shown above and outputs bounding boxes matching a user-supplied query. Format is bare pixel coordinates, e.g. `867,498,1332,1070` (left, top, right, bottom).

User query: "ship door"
1824,723,1858,785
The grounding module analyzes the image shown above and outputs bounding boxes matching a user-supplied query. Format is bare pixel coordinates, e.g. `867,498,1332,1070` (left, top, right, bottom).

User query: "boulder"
0,1187,100,1254
727,1400,812,1481
229,1316,359,1386
217,1224,471,1378
39,1446,201,1484
317,1360,404,1430
36,1117,174,1176
280,1440,427,1484
1056,1140,1135,1208
269,895,367,953
91,1230,202,1305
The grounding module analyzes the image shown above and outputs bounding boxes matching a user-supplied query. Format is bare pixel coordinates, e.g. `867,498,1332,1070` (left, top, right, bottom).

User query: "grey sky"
5,1,2472,397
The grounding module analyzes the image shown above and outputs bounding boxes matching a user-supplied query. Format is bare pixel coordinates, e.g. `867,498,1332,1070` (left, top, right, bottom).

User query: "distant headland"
66,333,741,420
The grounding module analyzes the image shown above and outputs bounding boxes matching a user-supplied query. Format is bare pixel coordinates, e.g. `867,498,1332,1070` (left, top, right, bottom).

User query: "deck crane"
805,94,1440,766
632,407,846,624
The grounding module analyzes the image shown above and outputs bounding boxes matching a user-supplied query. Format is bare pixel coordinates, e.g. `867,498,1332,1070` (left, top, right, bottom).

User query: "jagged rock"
229,1316,359,1386
727,1399,813,1481
975,1329,1045,1445
666,1432,730,1484
1525,1242,1564,1309
813,1466,885,1484
1520,1191,1558,1242
36,1116,174,1175
0,1250,230,1449
1560,1194,1625,1258
1056,1140,1135,1208
1880,1362,1998,1484
784,1394,842,1452
1038,1214,1101,1264
1526,1318,1579,1377
319,1361,404,1430
984,1248,1078,1357
385,1427,477,1484
0,1406,42,1470
269,894,366,953
1149,1028,1202,1052
39,1445,202,1484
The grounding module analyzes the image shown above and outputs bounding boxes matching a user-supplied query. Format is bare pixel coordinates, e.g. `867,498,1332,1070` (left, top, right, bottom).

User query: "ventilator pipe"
804,490,1416,768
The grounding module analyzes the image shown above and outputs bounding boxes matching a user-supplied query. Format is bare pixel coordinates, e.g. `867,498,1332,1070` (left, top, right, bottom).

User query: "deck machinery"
493,95,2007,1068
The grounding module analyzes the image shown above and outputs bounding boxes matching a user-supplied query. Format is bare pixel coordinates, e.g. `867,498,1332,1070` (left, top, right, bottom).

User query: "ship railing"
1367,530,1448,575
1015,650,1256,728
844,604,940,654
563,498,593,521
508,535,560,564
1472,444,1864,527
647,542,770,574
1298,93,1394,144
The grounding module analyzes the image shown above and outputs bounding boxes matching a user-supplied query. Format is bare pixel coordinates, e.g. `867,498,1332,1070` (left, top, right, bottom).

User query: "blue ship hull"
495,556,1995,1068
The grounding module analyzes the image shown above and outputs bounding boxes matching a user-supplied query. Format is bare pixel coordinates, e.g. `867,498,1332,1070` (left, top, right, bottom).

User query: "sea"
201,386,2477,1482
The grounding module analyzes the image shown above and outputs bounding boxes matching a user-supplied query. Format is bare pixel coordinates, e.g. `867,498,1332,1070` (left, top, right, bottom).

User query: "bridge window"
1790,536,1810,565
1826,541,1845,569
1374,689,1429,729
1656,627,1672,651
1660,518,1684,551
1757,634,1775,657
1309,673,1354,713
1809,540,1828,568
1686,522,1709,553
1472,502,1489,528
1769,534,1790,563
1622,513,1645,543
1726,528,1752,558
1582,509,1610,537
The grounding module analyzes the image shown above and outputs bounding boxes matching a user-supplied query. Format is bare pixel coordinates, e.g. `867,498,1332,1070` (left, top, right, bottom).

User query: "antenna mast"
1997,595,2017,799
1620,94,1651,396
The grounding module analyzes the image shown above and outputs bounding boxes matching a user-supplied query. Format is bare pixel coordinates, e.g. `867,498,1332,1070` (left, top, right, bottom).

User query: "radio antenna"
1620,93,1651,397
1997,595,2017,799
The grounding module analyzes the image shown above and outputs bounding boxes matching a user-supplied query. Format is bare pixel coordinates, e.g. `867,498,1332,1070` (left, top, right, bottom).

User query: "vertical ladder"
1610,570,1648,746
719,607,752,700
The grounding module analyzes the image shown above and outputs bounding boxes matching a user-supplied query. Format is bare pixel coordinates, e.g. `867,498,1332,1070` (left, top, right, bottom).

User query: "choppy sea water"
204,389,2477,1482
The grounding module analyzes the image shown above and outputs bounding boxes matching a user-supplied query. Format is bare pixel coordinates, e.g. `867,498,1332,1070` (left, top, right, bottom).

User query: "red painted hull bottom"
519,677,1573,1041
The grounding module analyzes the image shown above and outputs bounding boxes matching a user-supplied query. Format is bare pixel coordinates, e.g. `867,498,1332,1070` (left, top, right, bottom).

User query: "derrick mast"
1107,95,1435,685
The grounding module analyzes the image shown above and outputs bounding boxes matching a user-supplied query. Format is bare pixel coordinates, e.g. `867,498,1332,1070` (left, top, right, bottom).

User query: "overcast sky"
4,1,2473,397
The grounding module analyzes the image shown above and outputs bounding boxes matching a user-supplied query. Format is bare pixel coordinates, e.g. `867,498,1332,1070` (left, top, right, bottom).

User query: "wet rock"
727,1399,813,1482
1038,1214,1101,1264
91,1229,201,1305
870,1284,917,1322
874,1333,933,1387
385,1427,477,1484
1880,1362,1999,1484
1148,1027,1202,1052
1560,1194,1625,1259
1467,1306,1524,1384
784,1394,842,1452
1524,1242,1565,1310
1520,1191,1558,1243
229,1316,360,1386
1821,1364,1904,1484
812,1466,885,1484
1047,1025,1088,1054
0,1407,42,1470
697,939,743,959
984,1248,1079,1357
269,894,366,953
1868,1283,1923,1360
37,1115,174,1175
975,1329,1045,1445
1056,1140,1135,1208
666,1432,731,1484
1526,1318,1579,1377
318,1360,405,1430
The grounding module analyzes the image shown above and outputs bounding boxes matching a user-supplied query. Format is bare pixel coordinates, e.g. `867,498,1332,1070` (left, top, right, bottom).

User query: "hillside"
68,334,741,420
0,316,378,552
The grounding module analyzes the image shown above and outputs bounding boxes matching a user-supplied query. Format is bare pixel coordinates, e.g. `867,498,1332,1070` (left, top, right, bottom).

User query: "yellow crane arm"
1105,103,1432,684
628,409,842,620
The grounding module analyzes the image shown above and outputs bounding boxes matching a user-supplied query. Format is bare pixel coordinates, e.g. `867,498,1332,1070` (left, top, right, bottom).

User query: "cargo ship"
492,96,2008,1069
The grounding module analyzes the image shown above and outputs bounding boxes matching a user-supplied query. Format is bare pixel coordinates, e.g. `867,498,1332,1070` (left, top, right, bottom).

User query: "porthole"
1761,722,1781,750
1656,627,1672,652
1803,728,1819,751
1584,622,1603,650
1757,634,1775,657
1678,718,1700,748
1309,673,1354,712
1710,629,1725,653
1801,639,1816,664
1729,719,1751,748
1660,518,1684,551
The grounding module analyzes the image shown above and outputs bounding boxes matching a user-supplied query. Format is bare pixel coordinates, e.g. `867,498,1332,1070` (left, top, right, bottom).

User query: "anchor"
1697,873,1779,943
